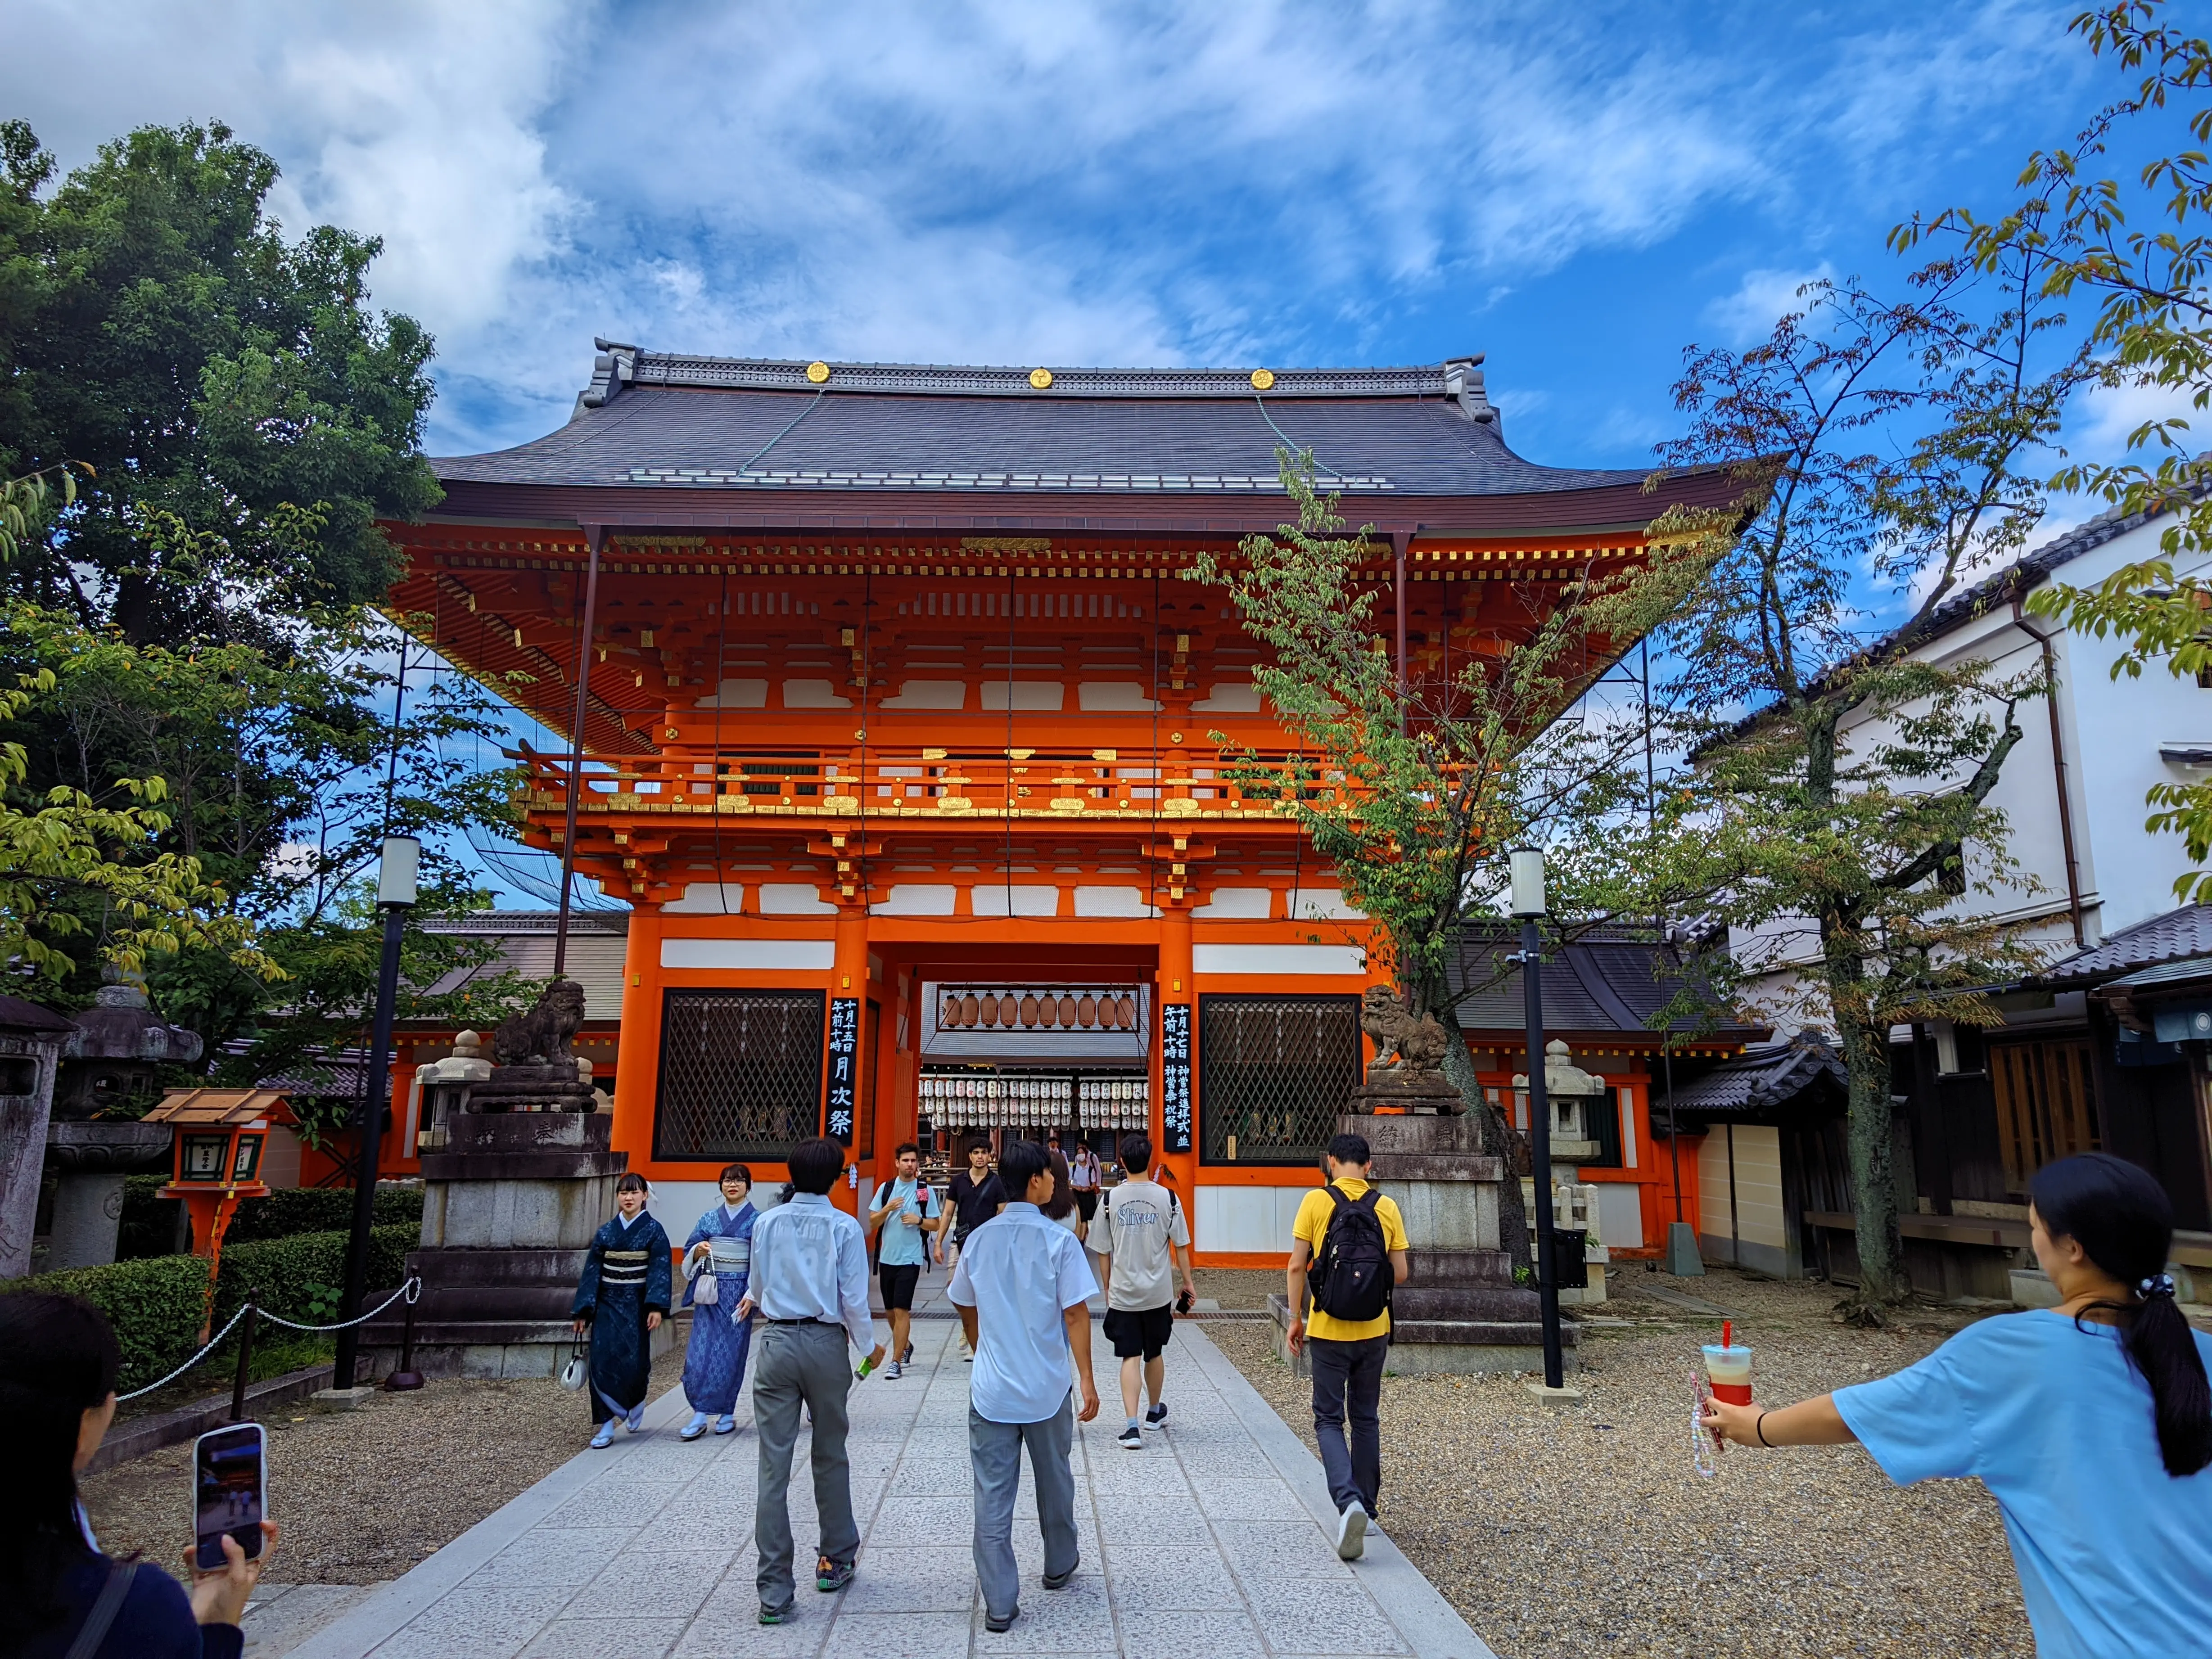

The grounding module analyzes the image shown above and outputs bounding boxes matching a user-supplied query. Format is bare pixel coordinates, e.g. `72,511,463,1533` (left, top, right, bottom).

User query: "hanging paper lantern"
1020,993,1039,1027
1058,993,1078,1026
1077,994,1097,1028
960,992,980,1027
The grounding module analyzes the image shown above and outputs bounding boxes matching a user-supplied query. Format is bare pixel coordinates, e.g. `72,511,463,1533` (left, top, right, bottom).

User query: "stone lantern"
1511,1039,1612,1306
1512,1039,1605,1168
45,978,204,1270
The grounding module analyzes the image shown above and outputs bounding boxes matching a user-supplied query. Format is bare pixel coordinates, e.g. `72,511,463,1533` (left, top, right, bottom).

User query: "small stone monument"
1512,1041,1611,1306
360,979,634,1379
1345,985,1464,1113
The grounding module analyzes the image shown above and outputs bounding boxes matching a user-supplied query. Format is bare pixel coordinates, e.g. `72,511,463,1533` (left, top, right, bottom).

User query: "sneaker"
1143,1402,1168,1430
680,1411,711,1441
816,1558,855,1593
1116,1425,1143,1450
1334,1504,1368,1561
589,1424,615,1450
713,1414,737,1435
902,1340,914,1364
758,1603,792,1625
984,1608,1018,1633
1043,1564,1079,1590
885,1359,903,1380
962,1349,973,1364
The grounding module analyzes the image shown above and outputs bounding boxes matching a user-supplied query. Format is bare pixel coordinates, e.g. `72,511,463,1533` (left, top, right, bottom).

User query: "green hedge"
224,1185,423,1244
5,1223,416,1392
5,1253,212,1391
212,1223,415,1329
117,1180,422,1258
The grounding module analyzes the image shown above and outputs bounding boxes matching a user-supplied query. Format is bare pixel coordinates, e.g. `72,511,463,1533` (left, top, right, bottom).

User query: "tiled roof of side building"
432,346,1659,499
2037,903,2212,987
1659,1031,1850,1120
1445,921,1767,1041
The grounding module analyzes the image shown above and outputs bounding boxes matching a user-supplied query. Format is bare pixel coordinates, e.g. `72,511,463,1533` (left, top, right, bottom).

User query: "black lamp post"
1509,847,1567,1392
334,834,419,1390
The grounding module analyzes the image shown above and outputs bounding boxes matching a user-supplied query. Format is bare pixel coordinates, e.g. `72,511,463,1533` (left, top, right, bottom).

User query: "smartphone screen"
193,1423,266,1571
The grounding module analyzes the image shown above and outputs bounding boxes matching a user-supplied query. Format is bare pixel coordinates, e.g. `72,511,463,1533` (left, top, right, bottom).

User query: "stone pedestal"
45,1121,173,1270
358,1108,664,1381
1271,1110,1577,1376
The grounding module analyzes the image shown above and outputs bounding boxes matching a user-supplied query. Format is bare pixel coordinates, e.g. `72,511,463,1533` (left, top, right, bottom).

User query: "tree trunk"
1829,985,1907,1318
1440,1001,1533,1280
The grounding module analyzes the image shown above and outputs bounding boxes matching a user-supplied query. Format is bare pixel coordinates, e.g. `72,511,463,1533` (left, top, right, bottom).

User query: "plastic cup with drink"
1702,1318,1752,1406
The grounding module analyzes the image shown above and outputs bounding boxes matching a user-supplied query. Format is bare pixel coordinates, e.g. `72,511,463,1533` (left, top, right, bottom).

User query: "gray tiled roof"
1658,1031,1849,1119
2039,904,2212,986
433,348,1653,499
1445,923,1765,1041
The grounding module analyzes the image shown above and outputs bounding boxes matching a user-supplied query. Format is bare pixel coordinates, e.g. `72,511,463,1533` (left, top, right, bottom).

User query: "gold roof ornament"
1029,368,1054,389
806,361,831,384
1250,368,1276,390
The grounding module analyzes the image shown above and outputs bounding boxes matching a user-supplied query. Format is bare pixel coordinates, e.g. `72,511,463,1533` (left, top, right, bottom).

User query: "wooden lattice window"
655,989,825,1162
1990,1038,2100,1193
1198,994,1361,1166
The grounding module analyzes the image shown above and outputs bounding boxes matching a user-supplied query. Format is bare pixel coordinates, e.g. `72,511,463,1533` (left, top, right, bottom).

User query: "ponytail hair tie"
2139,1272,2178,1301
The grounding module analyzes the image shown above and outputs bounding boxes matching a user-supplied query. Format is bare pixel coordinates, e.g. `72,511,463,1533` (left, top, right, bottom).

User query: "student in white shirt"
948,1138,1100,1635
1095,1132,1195,1449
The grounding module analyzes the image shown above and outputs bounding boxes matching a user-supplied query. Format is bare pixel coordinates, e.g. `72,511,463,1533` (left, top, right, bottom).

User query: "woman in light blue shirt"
1703,1154,2211,1659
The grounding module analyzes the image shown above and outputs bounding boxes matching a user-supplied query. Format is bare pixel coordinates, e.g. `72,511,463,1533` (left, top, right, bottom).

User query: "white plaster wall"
1195,1183,1312,1254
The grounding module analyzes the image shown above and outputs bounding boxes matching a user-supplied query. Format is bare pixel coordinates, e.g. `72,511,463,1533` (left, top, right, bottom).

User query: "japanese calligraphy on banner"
825,996,861,1146
1160,1002,1192,1154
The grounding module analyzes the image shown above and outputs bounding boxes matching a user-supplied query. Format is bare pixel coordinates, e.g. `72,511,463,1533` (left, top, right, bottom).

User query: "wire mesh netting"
1197,993,1362,1165
655,989,826,1160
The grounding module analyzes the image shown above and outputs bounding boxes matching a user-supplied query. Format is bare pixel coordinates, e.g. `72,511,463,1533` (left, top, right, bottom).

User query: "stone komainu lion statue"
1361,984,1449,1073
492,978,588,1067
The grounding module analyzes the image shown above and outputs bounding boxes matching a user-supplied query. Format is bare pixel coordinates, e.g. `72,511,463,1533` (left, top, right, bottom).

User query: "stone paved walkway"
286,1287,1498,1659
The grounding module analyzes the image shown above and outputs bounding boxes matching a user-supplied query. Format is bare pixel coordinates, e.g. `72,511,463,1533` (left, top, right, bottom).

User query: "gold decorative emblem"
806,361,831,384
1250,368,1276,390
1029,367,1054,389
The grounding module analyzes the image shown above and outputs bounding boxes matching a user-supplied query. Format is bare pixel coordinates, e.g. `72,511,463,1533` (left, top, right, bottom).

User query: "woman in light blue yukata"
678,1162,758,1441
1704,1153,2211,1659
571,1172,673,1450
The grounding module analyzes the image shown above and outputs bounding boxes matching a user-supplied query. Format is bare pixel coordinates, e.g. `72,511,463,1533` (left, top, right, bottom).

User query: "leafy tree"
0,118,438,640
1593,266,2095,1317
1901,5,2212,900
1196,455,1699,1275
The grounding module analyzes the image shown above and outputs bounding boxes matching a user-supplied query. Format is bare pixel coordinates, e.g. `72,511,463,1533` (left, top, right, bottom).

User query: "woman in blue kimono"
679,1162,758,1441
571,1172,673,1449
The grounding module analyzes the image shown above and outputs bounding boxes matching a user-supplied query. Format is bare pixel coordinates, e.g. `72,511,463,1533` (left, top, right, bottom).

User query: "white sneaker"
1335,1505,1367,1561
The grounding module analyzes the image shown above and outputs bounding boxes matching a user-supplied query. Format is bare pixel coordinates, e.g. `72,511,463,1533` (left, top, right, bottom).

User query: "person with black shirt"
947,1138,1007,1361
6,1293,278,1659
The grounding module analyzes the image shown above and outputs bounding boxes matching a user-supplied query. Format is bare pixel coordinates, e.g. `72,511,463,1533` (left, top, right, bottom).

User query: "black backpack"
1308,1185,1392,1324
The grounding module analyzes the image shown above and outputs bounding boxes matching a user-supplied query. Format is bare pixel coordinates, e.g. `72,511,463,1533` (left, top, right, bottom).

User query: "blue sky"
9,1,2131,477
2,1,2170,902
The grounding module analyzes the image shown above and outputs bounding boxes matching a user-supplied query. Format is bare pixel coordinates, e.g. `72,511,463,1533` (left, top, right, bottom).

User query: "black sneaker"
1144,1402,1168,1430
985,1608,1019,1633
1116,1424,1143,1450
817,1559,855,1593
759,1603,793,1625
1043,1563,1079,1590
902,1340,914,1363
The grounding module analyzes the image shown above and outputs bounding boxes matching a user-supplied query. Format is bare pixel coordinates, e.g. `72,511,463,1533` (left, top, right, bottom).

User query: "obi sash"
707,1235,751,1274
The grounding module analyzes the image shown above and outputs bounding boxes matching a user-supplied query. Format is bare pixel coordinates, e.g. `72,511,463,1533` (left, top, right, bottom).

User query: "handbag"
692,1260,720,1306
558,1333,588,1391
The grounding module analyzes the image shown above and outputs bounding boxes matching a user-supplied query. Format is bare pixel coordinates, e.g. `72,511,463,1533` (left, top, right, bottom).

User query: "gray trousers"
754,1321,857,1610
1309,1333,1387,1518
969,1394,1078,1620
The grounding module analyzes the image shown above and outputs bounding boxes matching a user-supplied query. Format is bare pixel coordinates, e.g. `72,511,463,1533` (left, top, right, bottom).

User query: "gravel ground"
82,1342,688,1586
1207,1268,2036,1659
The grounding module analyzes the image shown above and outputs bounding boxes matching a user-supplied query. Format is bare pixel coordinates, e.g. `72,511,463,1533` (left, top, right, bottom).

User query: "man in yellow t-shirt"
1286,1131,1409,1561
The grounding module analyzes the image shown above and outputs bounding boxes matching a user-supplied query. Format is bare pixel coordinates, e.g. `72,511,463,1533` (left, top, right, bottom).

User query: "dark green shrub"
225,1184,423,1244
117,1174,184,1261
213,1224,416,1329
1,1254,211,1391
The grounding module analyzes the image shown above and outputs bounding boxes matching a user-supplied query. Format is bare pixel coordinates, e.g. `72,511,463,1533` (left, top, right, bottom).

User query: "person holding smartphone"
4,1292,278,1658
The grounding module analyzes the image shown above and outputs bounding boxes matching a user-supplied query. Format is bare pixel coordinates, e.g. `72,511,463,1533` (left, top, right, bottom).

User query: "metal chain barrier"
256,1276,421,1334
113,1277,422,1402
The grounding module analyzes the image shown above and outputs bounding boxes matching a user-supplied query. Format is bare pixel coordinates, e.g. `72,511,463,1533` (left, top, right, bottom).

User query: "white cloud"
0,0,2099,459
1705,264,1839,345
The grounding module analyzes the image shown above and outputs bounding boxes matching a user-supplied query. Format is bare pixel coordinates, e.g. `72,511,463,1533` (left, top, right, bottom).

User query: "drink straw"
1721,1318,1732,1349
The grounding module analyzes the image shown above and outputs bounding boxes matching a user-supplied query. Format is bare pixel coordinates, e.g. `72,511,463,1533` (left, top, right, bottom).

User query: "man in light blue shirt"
866,1141,942,1379
947,1137,1100,1634
735,1137,884,1624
